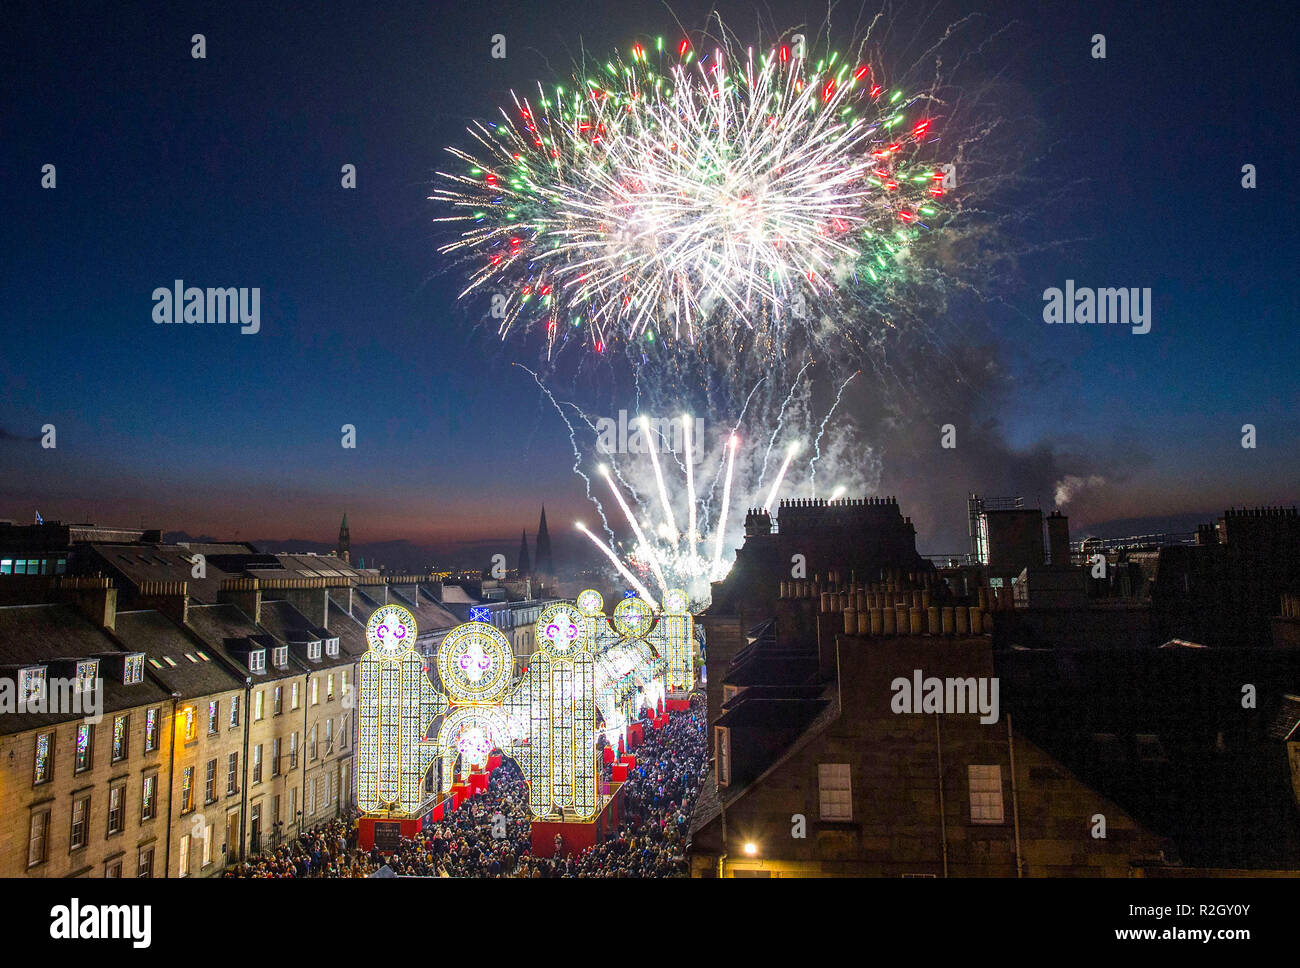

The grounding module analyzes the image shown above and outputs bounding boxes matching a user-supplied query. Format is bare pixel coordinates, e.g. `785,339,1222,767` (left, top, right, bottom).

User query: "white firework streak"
808,370,860,497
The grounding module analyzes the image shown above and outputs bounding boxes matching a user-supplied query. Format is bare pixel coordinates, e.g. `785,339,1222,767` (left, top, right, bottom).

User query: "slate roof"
113,609,244,698
0,603,172,733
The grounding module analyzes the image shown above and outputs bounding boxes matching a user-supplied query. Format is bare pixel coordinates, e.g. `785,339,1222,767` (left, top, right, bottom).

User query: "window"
306,777,315,817
105,860,122,878
28,811,49,867
253,744,263,783
310,724,318,760
1136,733,1168,763
716,727,730,786
208,700,219,735
74,723,94,773
273,646,288,668
227,752,238,795
229,695,241,729
202,824,213,866
112,714,129,762
273,686,283,716
272,737,282,776
138,846,154,878
75,659,99,694
181,766,194,813
124,654,145,684
248,649,266,673
339,713,348,750
20,666,45,706
70,795,90,850
205,759,217,803
107,784,124,835
254,690,264,721
325,638,339,658
326,674,335,701
291,682,300,710
325,718,333,751
289,787,297,824
145,708,160,751
179,834,191,876
33,731,53,785
308,641,321,661
968,765,1005,824
142,774,157,821
289,732,298,769
311,677,319,705
183,706,196,741
818,763,853,821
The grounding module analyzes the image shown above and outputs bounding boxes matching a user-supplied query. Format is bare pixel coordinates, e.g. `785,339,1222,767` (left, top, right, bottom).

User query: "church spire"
338,512,351,564
534,505,553,583
517,528,531,577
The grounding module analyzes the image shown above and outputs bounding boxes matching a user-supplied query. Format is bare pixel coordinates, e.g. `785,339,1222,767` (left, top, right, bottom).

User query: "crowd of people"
227,696,708,878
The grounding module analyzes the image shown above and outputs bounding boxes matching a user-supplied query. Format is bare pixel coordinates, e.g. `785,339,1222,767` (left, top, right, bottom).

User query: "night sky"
2,0,1296,565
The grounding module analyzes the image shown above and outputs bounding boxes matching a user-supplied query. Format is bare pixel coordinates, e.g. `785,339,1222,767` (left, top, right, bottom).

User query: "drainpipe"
1008,713,1023,877
164,693,180,878
300,672,310,836
239,676,251,860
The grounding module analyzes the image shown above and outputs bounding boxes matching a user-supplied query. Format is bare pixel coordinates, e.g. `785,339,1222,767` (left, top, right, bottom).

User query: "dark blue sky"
2,0,1296,559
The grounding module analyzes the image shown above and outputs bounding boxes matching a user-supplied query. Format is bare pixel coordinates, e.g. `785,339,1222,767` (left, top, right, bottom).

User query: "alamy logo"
50,899,151,948
1042,280,1150,334
152,280,261,334
3,676,102,723
891,670,1000,724
595,411,704,462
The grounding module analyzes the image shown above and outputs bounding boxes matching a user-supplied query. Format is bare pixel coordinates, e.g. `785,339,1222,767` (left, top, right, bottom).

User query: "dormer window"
19,666,46,705
75,660,99,694
124,654,145,685
248,649,266,674
307,640,322,661
325,638,339,658
273,646,288,668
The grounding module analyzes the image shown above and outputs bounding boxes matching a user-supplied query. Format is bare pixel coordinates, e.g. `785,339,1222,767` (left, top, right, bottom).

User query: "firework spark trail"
763,441,800,513
600,465,670,594
710,434,739,579
757,360,815,492
575,522,658,607
808,370,861,497
516,364,614,539
640,415,680,542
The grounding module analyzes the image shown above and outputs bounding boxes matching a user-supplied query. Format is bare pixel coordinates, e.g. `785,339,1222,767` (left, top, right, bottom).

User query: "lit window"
227,752,238,795
229,694,240,729
124,654,144,684
179,834,191,877
327,674,335,701
183,706,196,741
20,666,45,706
311,678,319,705
253,744,263,783
181,767,194,812
254,690,264,721
208,700,219,734
112,714,128,762
291,682,300,709
74,723,93,773
145,708,160,751
273,686,283,715
141,774,157,820
818,763,852,821
969,765,1005,824
33,731,53,785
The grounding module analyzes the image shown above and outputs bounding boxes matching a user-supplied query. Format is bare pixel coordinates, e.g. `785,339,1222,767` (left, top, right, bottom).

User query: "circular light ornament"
366,604,418,658
612,596,654,639
576,589,605,617
437,622,513,704
456,725,492,762
535,602,587,657
662,588,690,616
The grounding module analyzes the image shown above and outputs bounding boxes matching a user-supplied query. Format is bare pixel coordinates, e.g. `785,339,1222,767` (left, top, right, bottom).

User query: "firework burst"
434,34,946,358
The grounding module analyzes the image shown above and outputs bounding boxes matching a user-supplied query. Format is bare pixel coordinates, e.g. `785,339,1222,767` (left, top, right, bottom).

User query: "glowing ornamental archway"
357,604,447,816
652,588,696,692
435,622,516,792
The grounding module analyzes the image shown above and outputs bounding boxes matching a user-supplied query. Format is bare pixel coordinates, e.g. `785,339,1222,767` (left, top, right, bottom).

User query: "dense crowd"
227,696,707,878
